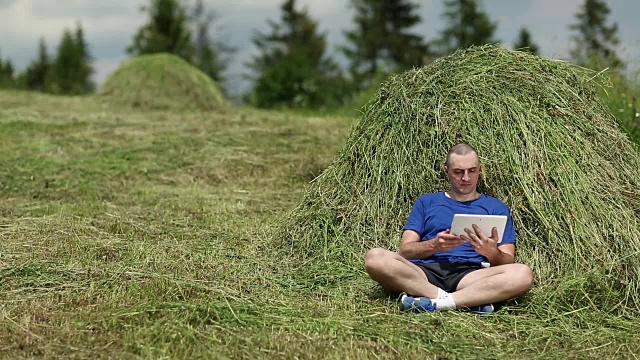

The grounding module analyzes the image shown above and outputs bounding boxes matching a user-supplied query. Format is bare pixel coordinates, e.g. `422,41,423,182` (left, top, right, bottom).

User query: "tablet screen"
450,214,508,243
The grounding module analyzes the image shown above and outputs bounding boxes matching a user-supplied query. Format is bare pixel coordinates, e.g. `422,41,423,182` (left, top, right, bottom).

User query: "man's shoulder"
416,192,444,202
481,194,511,211
419,192,442,198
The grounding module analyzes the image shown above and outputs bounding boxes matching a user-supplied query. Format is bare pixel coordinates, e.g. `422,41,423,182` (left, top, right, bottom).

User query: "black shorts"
415,262,484,293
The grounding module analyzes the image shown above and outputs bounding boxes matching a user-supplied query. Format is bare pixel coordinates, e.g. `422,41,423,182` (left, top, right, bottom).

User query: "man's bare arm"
484,243,515,266
399,229,464,260
462,225,516,266
398,230,434,259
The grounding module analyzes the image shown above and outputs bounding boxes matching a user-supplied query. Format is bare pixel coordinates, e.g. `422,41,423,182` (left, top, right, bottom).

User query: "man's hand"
461,224,500,258
430,229,465,252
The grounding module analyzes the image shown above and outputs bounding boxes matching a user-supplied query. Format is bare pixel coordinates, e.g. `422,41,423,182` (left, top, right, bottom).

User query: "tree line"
0,23,93,94
0,0,625,109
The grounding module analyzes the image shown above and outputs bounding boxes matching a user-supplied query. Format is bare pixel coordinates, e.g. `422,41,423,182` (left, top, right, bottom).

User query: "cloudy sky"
1,0,639,96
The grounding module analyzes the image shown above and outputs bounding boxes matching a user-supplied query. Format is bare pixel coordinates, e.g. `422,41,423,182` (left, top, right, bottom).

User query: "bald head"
445,143,478,166
444,143,481,197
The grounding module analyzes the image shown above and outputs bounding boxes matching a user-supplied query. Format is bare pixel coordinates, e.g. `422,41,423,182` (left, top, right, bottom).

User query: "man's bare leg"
365,249,533,310
451,263,533,308
364,248,440,298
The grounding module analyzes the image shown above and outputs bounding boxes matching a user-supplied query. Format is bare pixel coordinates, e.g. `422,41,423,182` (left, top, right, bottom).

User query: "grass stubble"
1,47,640,359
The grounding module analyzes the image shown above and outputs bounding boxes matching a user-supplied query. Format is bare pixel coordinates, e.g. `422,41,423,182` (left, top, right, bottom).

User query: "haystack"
98,53,227,111
277,45,640,314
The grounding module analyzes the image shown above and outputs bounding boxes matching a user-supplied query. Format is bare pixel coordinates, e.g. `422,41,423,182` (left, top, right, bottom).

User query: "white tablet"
450,214,508,243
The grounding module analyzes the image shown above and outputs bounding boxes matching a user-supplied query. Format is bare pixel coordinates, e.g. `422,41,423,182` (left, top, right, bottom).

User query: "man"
364,143,533,312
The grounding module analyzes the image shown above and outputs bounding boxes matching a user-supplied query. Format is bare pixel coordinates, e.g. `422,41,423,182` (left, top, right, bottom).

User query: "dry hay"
276,45,640,314
98,53,227,111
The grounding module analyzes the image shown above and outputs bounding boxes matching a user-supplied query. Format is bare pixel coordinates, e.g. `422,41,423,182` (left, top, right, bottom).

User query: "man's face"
444,152,481,195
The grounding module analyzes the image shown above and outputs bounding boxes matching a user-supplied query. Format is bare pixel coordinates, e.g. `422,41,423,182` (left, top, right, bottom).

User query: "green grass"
1,88,640,359
598,71,640,144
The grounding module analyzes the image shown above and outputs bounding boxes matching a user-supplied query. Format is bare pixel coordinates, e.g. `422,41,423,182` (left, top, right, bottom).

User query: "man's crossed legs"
364,248,533,311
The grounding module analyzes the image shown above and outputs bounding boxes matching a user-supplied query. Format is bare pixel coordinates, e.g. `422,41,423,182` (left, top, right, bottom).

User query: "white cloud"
514,0,580,59
529,0,582,19
30,0,142,18
301,0,347,17
0,0,18,9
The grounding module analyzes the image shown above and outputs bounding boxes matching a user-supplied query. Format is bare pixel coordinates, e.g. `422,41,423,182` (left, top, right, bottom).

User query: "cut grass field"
1,89,640,359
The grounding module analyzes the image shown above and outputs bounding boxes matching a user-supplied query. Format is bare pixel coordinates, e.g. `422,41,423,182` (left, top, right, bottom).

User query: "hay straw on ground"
276,45,640,314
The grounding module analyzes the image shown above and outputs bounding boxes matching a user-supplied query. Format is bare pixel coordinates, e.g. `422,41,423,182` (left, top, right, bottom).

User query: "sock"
436,288,448,299
432,291,457,311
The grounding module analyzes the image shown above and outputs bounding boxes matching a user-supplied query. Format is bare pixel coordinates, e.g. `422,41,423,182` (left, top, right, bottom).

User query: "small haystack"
277,45,640,314
98,53,227,111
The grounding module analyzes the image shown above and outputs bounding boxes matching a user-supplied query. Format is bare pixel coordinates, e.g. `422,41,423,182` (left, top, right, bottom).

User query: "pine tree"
128,0,195,61
513,27,539,54
51,29,81,94
0,51,9,87
569,0,623,69
2,60,15,88
438,0,498,54
48,23,94,95
190,0,233,85
248,0,347,108
74,22,95,92
128,0,232,87
0,65,7,88
20,38,51,92
341,0,429,90
4,60,14,80
24,24,95,94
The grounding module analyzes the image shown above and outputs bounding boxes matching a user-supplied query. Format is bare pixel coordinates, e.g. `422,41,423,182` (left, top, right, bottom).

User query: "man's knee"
510,263,534,294
364,248,393,275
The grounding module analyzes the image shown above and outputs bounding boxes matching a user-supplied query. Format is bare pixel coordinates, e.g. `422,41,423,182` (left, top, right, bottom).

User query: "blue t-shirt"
403,192,516,264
